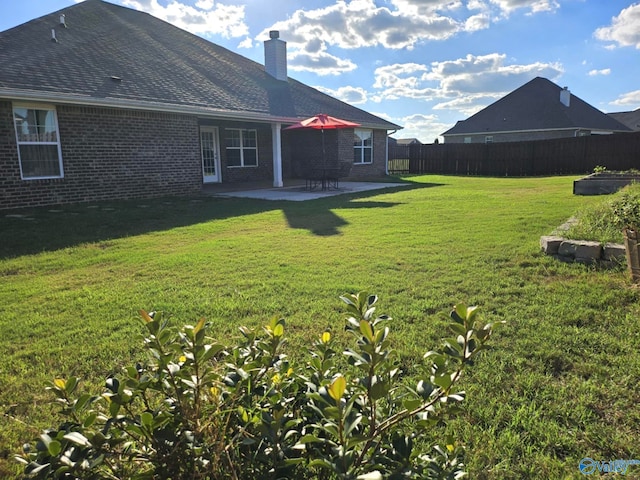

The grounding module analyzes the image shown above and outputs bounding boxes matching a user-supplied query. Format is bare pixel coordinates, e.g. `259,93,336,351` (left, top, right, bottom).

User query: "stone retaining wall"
540,235,625,267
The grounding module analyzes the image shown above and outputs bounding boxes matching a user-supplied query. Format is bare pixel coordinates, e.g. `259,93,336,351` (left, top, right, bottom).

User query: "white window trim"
354,128,373,165
485,135,494,144
13,103,64,180
225,128,258,168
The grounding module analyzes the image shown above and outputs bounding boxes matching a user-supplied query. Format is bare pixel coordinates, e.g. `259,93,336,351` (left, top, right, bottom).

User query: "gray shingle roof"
609,109,640,132
442,77,630,136
0,0,399,130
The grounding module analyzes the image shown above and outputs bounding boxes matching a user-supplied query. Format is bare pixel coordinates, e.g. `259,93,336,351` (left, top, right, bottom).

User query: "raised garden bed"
573,172,640,195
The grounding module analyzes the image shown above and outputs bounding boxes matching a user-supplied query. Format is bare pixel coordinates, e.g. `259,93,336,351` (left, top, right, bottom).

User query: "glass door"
200,126,221,183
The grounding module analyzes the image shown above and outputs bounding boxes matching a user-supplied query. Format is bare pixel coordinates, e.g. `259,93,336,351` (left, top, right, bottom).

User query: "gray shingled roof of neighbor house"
609,109,640,132
442,77,631,136
0,0,400,130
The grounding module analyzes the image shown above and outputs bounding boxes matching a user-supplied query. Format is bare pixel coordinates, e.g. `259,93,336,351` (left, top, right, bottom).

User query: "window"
485,136,494,144
225,129,258,167
354,128,373,164
464,137,472,144
13,104,63,179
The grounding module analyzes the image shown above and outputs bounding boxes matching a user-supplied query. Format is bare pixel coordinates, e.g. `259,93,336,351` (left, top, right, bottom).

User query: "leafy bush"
17,293,499,479
611,183,640,232
564,184,640,244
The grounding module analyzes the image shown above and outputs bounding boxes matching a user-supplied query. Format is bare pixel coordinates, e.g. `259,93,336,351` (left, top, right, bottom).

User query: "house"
609,108,640,132
390,138,423,146
441,77,631,144
0,0,400,210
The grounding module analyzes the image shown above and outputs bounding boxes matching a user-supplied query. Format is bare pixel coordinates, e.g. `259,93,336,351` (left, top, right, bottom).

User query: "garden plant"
17,293,498,479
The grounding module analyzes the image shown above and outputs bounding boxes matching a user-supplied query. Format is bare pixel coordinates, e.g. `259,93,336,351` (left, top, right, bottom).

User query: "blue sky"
2,0,639,142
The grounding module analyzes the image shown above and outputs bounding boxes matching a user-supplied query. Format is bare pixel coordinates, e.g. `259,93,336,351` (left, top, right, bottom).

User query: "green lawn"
1,175,638,479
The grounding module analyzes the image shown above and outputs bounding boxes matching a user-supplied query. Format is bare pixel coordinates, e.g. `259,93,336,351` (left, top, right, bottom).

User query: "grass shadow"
0,181,443,258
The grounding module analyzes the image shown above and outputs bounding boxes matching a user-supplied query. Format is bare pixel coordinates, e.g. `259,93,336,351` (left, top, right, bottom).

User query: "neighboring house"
0,0,400,210
393,138,423,146
442,77,631,144
609,108,640,132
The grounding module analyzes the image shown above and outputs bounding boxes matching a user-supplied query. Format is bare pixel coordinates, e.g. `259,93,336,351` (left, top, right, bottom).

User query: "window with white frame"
354,128,373,164
13,104,63,179
464,137,472,144
485,136,494,144
225,129,258,167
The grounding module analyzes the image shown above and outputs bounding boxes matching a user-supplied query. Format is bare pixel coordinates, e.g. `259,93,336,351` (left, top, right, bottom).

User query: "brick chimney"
560,86,570,107
264,30,287,81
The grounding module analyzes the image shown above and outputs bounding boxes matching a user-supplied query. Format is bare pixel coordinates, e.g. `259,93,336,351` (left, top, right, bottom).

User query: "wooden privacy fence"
388,131,640,176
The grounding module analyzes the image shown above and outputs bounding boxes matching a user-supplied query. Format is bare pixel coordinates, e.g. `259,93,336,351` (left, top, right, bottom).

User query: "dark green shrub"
17,293,499,479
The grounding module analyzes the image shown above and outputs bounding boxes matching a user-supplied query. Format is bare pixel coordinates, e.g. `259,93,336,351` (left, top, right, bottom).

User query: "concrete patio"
202,180,410,201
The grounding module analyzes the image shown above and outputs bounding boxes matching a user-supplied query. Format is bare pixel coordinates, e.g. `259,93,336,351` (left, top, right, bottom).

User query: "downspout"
386,129,398,175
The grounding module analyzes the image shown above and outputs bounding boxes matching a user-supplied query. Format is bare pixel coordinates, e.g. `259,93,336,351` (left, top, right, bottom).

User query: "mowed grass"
1,175,639,479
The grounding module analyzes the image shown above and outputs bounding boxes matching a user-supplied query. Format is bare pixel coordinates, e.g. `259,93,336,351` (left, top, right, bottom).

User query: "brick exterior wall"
1,101,203,210
282,128,388,179
1,99,391,210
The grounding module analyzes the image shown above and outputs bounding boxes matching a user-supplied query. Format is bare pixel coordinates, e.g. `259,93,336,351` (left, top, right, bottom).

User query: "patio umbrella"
284,114,361,168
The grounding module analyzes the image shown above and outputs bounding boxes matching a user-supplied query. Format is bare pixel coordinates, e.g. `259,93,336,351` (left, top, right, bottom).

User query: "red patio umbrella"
284,114,361,168
284,113,361,131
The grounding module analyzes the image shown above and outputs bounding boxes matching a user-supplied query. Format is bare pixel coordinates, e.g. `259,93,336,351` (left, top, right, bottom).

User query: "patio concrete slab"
207,182,410,201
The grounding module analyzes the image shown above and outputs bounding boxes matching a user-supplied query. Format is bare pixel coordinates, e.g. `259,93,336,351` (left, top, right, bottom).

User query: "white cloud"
389,0,463,16
393,113,452,143
261,0,463,53
588,68,611,76
194,0,214,9
611,90,640,108
465,13,491,31
489,0,560,16
121,0,249,38
288,50,357,76
433,93,503,117
594,3,640,49
389,0,557,17
253,0,560,76
237,37,254,49
371,53,562,110
314,85,369,104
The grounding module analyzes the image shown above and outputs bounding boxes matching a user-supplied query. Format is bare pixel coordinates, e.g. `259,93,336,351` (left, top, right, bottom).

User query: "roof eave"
1,87,401,130
0,88,302,124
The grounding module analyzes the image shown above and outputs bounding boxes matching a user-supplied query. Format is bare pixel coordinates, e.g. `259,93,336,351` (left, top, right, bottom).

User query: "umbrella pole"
321,127,325,169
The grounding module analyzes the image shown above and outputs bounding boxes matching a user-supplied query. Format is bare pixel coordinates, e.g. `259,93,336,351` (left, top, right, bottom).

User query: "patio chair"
325,162,352,190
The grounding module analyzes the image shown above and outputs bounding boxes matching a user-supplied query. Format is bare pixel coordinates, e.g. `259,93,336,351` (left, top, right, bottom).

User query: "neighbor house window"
13,104,63,179
354,128,373,164
464,137,472,144
225,129,258,167
485,136,494,144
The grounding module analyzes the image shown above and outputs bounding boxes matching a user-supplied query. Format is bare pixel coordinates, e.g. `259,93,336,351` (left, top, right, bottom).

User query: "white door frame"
200,126,221,183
